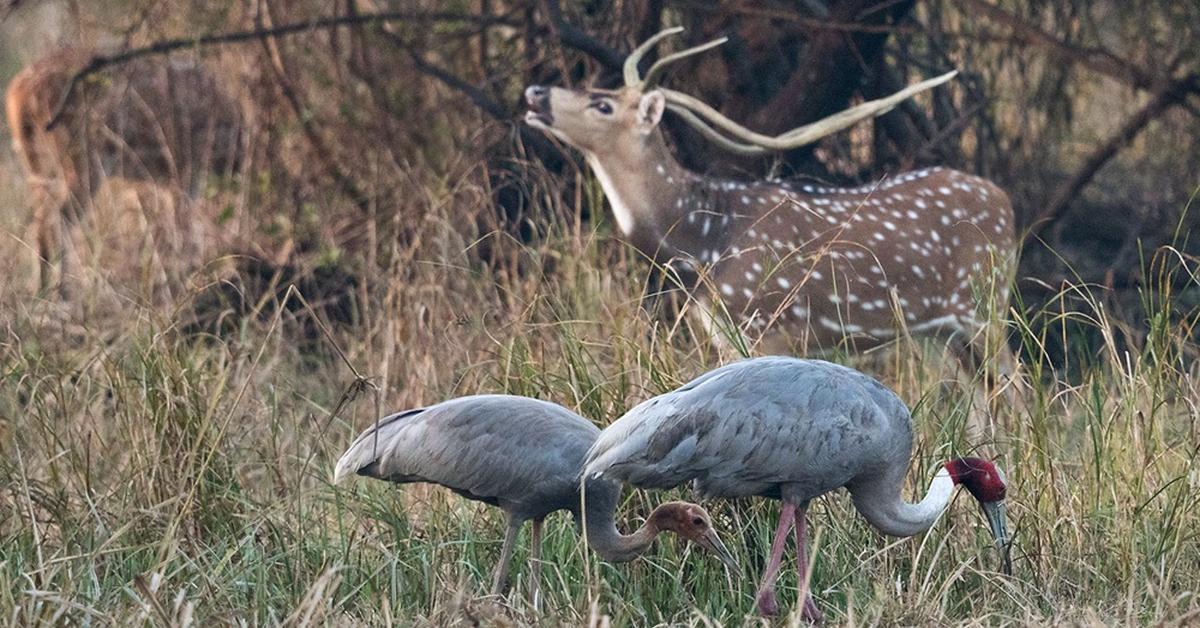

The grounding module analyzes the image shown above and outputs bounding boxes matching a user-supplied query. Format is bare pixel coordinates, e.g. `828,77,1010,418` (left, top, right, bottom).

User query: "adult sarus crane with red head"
525,28,1016,381
584,357,1013,620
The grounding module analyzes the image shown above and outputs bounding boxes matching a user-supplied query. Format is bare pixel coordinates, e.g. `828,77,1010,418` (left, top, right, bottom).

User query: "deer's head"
525,85,665,155
525,27,958,157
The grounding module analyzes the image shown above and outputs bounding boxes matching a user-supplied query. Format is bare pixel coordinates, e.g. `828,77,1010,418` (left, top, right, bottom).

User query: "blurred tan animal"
5,46,244,292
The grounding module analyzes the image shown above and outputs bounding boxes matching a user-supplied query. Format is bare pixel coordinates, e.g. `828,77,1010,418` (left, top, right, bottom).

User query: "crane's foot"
755,590,779,617
801,594,823,624
489,574,511,597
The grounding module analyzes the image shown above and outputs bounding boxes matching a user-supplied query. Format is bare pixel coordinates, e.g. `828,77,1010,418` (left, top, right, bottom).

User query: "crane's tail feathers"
332,422,395,484
582,457,615,482
333,441,374,484
332,407,427,485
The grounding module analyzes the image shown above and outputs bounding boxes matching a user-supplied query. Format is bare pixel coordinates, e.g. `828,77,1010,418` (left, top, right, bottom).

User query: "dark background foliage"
2,0,1198,364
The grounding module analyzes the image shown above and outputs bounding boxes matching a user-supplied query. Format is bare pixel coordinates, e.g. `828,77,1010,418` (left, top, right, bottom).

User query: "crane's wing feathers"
335,395,600,517
584,357,913,500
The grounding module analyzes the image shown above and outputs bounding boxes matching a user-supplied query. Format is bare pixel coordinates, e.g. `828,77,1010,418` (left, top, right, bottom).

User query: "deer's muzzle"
524,85,553,126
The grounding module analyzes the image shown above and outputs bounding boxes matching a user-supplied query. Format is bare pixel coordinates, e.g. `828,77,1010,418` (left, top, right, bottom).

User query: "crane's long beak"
980,500,1012,575
698,528,739,573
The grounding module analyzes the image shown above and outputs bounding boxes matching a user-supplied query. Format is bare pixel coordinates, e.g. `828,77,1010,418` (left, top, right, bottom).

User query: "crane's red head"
946,457,1007,502
946,457,1012,574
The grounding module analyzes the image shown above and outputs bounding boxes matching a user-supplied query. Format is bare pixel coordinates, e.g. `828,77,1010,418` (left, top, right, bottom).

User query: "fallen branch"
45,9,517,130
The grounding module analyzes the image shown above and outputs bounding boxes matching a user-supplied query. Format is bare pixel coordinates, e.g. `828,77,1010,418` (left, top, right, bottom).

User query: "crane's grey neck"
578,478,658,563
850,467,956,538
584,131,733,266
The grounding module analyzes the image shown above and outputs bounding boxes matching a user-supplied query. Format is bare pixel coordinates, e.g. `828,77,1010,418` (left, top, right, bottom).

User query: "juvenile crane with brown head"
525,29,1016,383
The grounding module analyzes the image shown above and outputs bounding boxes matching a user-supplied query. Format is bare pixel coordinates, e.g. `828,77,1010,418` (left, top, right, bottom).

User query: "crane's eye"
692,517,705,527
592,100,614,115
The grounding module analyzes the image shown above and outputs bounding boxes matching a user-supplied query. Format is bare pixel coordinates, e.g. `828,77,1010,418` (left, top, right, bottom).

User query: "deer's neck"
586,133,727,264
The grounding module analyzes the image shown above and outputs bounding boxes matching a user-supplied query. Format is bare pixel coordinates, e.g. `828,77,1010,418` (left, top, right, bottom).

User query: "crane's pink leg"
755,501,796,616
491,517,522,595
793,504,823,623
529,518,543,604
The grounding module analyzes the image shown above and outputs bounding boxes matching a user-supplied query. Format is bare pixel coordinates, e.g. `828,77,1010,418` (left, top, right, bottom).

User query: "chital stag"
5,46,244,291
524,28,1015,379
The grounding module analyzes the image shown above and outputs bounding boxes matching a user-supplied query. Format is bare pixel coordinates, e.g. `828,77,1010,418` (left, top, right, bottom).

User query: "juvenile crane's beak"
697,528,739,573
980,500,1012,575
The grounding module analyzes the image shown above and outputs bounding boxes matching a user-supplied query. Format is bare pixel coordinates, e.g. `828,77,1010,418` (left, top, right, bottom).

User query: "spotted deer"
5,46,244,291
524,29,1016,384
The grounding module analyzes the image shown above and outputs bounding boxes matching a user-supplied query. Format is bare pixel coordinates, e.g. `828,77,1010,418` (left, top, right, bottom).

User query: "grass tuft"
2,165,1200,624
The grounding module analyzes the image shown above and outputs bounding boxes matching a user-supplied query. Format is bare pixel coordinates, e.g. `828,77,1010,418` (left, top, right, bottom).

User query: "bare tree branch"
402,44,512,121
747,1,915,137
954,0,1160,91
1,0,22,21
541,0,624,70
1027,77,1195,243
45,9,518,130
257,0,369,213
377,30,558,156
670,0,925,35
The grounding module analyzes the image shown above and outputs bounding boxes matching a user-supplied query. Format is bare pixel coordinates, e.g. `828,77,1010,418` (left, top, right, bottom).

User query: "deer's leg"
950,327,1026,451
949,333,995,447
990,340,1029,434
54,201,76,299
25,185,57,293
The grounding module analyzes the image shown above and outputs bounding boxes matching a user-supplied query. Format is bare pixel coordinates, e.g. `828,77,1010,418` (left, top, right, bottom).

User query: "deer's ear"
636,90,666,133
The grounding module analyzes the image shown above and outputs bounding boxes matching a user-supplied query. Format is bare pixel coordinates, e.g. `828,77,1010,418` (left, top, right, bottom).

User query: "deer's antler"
626,28,958,155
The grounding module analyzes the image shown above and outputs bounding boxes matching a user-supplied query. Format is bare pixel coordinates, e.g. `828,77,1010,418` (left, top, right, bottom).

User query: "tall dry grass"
2,126,1199,624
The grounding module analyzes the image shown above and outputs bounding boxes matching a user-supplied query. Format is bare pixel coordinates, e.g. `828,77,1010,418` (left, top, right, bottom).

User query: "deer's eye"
692,517,705,527
592,101,614,115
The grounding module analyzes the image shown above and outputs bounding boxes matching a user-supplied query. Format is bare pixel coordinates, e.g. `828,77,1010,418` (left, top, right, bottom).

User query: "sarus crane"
583,357,1012,620
333,394,738,599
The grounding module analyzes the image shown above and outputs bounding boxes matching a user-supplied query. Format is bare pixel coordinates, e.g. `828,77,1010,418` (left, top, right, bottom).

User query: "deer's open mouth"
524,87,554,128
524,109,553,128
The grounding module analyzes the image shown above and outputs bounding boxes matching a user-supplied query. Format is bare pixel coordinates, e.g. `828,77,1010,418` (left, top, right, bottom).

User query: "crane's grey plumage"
583,357,1012,619
334,394,736,597
335,395,595,520
585,358,912,502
